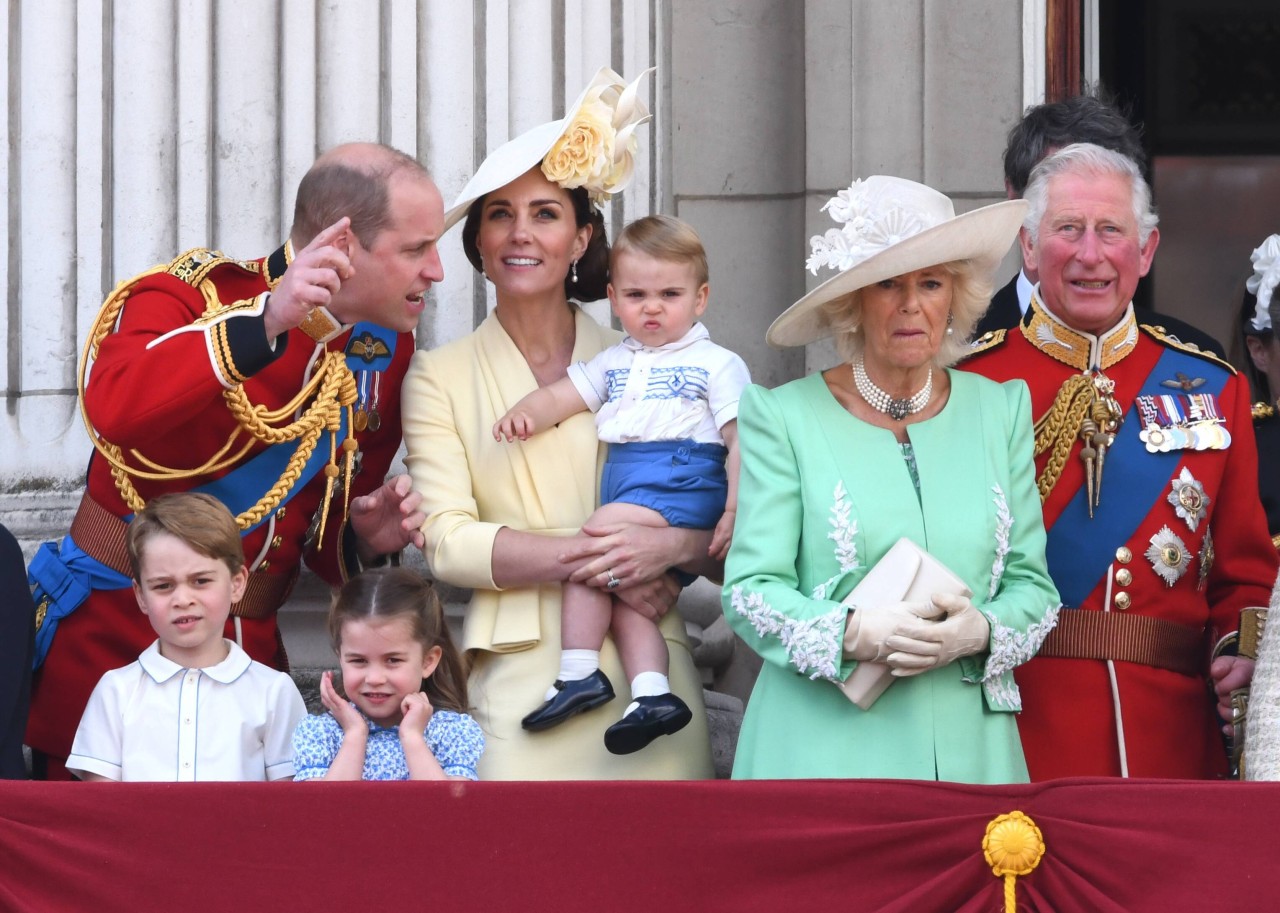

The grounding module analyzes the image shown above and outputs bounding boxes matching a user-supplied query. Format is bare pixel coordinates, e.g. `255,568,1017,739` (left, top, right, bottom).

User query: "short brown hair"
126,493,245,580
611,214,709,287
291,144,428,249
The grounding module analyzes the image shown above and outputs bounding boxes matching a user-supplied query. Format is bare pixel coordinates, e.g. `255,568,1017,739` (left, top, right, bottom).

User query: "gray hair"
1023,142,1158,246
820,259,993,369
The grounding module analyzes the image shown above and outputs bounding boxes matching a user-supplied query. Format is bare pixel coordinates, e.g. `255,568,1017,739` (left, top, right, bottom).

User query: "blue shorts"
601,440,729,530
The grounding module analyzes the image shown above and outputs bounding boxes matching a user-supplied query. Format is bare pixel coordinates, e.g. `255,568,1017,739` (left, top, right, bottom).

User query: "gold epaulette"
1253,401,1277,421
1139,324,1236,374
163,249,265,320
967,328,1007,356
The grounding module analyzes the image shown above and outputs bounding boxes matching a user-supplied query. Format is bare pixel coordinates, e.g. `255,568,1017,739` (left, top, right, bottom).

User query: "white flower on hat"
806,179,931,275
541,68,652,206
1247,233,1280,332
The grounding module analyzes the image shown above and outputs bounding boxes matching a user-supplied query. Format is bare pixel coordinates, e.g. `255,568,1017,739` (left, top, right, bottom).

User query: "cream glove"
885,592,990,676
843,601,939,662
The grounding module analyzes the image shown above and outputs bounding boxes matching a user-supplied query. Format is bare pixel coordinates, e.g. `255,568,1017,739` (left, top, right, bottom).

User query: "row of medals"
354,369,382,433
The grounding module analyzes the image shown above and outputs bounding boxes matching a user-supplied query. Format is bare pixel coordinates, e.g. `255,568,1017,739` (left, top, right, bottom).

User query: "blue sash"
1045,347,1230,607
27,320,400,668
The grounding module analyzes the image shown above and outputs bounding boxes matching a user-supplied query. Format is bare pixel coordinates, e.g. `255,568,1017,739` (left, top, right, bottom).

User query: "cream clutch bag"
838,537,973,710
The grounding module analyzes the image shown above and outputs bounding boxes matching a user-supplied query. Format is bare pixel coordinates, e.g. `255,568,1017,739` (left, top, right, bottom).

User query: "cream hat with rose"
444,67,654,231
767,176,1026,348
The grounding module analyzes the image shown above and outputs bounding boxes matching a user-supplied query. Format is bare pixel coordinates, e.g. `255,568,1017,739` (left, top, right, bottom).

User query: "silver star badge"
1146,525,1191,587
1168,467,1210,532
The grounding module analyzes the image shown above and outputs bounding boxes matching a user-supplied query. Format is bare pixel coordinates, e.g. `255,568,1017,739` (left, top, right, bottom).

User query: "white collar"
138,638,252,684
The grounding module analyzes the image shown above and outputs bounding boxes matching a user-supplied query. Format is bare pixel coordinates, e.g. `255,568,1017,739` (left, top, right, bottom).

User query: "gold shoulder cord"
78,250,358,545
1031,373,1093,503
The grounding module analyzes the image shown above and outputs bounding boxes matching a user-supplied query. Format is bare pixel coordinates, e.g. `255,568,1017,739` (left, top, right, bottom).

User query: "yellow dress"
402,307,713,780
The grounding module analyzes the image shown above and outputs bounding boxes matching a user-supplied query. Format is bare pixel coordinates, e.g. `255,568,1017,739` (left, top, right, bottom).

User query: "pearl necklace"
852,357,932,421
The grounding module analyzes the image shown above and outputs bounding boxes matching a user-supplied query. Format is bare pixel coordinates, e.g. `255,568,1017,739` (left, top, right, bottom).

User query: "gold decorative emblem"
1116,546,1132,564
34,594,49,631
1168,467,1210,532
1198,529,1215,590
1114,591,1131,610
1146,525,1191,587
983,810,1045,913
1115,568,1132,587
347,332,392,364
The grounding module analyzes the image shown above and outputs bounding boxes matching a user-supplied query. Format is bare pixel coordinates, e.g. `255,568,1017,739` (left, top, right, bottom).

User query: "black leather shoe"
603,693,692,755
521,670,615,732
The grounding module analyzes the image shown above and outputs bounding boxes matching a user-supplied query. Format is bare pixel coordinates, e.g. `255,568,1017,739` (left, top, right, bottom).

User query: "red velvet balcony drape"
1,777,1273,912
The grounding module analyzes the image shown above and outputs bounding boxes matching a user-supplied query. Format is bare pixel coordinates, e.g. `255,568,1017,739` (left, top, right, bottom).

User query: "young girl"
292,567,484,780
493,214,750,755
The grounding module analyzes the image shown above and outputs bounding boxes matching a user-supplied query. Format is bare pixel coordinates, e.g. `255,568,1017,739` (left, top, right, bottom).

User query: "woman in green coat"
724,176,1060,782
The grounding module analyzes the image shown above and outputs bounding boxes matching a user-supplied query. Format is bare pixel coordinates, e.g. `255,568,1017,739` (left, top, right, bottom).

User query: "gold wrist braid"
80,268,358,539
1031,373,1094,504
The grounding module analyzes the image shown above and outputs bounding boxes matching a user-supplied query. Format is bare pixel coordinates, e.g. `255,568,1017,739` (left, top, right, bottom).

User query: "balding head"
291,143,432,250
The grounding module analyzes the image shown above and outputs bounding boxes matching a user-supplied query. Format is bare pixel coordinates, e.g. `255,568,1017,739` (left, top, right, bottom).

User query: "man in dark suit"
973,94,1224,356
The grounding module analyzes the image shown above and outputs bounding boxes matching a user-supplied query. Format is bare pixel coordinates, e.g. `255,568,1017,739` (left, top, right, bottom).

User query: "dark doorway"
1099,0,1280,359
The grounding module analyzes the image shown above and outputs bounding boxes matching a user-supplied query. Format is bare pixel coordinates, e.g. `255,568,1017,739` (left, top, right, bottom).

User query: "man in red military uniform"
964,142,1279,779
22,142,442,778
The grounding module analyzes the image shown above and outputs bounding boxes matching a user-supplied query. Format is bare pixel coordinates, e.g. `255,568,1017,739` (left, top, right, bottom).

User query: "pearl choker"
853,358,932,420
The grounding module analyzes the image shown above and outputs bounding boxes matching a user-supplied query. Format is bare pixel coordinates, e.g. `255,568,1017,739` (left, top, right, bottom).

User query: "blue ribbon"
1045,347,1230,608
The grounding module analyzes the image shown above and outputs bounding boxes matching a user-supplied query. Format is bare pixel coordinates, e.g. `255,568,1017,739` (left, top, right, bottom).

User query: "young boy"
66,493,306,781
494,214,750,754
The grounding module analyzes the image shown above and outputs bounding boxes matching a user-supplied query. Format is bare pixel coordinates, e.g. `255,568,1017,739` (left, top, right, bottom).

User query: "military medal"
1167,467,1210,532
366,371,382,432
353,372,370,432
1137,393,1230,453
1145,525,1191,587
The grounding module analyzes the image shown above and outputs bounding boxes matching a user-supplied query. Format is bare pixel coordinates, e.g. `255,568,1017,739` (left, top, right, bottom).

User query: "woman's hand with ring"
605,569,621,589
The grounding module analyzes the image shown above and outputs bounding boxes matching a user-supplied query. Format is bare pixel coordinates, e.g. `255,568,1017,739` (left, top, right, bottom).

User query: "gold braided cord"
1031,373,1094,504
79,258,359,534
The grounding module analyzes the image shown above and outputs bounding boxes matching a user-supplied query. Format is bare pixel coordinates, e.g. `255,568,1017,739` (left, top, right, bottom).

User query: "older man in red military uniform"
964,142,1279,779
21,143,443,778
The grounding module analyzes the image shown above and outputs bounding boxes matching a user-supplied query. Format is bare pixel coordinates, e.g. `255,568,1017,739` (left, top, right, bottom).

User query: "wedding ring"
606,569,621,590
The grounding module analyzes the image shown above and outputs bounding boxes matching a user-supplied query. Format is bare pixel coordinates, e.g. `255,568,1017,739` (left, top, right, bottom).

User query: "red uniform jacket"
28,246,412,759
963,299,1278,779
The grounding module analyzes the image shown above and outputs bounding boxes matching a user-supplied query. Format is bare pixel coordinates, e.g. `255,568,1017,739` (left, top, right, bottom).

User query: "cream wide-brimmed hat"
766,177,1027,348
444,67,654,231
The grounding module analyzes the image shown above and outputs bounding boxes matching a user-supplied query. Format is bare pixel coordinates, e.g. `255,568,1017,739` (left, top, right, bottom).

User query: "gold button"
1114,592,1131,610
1115,569,1132,587
271,535,283,549
1115,547,1132,564
276,506,287,521
259,560,271,572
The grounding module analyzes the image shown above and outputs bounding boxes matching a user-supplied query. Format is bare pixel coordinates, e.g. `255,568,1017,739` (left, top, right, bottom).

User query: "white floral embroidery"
812,481,859,601
730,585,844,681
988,484,1013,600
805,180,937,275
972,604,1061,711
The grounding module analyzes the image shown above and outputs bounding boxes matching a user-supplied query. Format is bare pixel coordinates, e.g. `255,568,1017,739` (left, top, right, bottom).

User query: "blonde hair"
126,492,245,580
820,259,993,368
328,567,470,714
611,214,709,286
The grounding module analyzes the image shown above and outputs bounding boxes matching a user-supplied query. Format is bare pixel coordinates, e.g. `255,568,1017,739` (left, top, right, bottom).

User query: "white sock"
623,672,671,717
544,649,600,701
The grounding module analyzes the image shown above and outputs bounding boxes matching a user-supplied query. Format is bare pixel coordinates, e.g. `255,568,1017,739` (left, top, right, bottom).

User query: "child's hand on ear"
399,692,435,734
320,670,364,734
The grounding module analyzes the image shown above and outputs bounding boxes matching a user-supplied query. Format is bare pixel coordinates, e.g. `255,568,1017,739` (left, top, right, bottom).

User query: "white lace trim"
812,481,859,601
975,603,1061,710
730,585,844,681
988,484,1012,600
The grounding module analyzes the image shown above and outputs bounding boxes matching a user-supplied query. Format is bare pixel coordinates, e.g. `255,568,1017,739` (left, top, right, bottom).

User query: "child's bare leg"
611,600,670,680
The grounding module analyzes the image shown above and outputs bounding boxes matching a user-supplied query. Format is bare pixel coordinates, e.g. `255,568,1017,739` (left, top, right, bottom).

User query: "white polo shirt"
67,639,306,782
567,322,751,444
